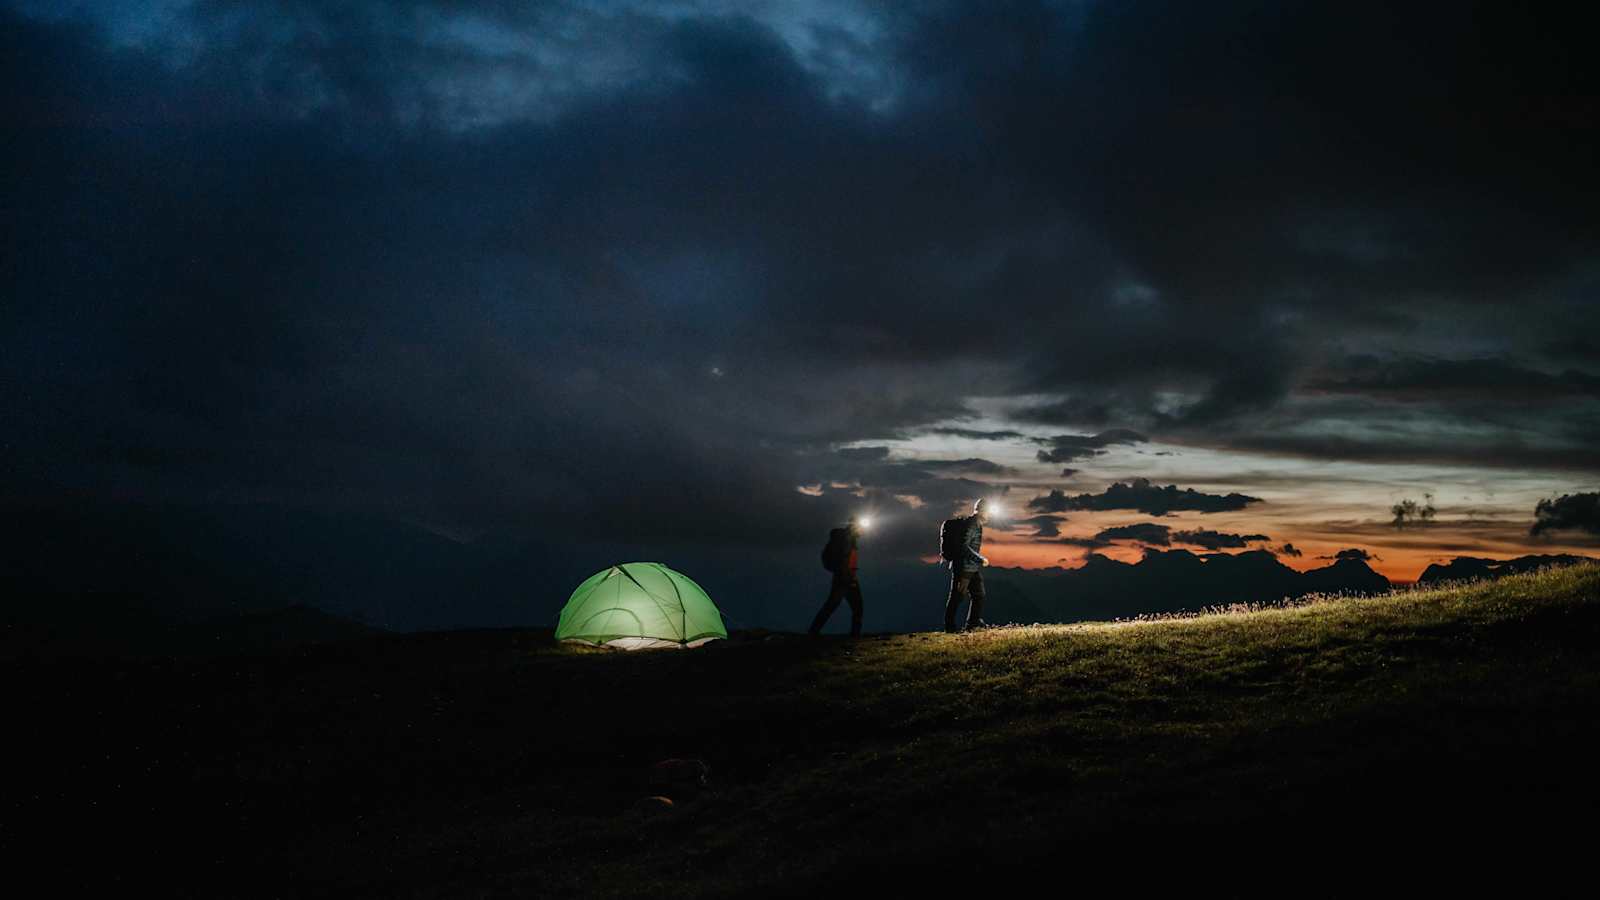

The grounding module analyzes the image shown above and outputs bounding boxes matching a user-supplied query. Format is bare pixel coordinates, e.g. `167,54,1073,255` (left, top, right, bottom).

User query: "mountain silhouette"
1300,555,1393,596
991,548,1390,623
12,504,1591,653
1418,554,1593,585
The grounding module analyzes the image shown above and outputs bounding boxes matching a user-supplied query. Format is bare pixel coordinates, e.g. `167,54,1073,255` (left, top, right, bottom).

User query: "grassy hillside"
13,564,1600,896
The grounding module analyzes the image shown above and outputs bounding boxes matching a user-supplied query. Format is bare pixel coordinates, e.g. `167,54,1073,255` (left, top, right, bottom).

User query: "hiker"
811,519,865,637
942,498,992,632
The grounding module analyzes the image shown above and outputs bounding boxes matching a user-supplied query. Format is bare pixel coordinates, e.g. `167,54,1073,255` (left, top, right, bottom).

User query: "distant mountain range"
981,548,1393,624
1417,554,1594,585
2,504,1590,654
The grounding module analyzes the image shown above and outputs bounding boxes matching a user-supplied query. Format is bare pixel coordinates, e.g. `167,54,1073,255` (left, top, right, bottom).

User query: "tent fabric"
555,562,727,649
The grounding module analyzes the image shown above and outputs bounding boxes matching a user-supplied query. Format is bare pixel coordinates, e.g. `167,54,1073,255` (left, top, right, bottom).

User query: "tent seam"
618,563,682,641
664,568,688,641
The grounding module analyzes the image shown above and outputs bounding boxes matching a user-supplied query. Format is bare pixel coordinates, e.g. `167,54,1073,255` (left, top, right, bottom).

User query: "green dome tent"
555,563,727,649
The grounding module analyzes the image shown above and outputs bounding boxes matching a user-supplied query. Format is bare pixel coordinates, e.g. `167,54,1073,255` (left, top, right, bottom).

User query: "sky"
5,0,1600,584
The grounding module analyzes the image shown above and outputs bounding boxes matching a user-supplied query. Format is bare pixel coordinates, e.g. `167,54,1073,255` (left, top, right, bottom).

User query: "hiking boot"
966,619,992,630
943,622,961,634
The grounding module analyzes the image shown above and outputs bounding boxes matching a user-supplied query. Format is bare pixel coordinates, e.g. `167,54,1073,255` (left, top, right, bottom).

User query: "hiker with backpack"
811,518,866,637
941,498,993,632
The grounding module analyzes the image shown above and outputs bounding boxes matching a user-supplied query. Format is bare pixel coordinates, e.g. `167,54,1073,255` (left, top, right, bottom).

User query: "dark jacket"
952,517,986,573
827,527,860,576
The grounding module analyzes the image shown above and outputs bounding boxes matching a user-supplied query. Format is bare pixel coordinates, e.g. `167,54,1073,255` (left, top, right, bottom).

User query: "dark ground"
9,565,1600,896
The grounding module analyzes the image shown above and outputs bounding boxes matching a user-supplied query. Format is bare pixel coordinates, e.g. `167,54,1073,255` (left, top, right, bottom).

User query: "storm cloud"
1034,429,1147,464
1027,490,1075,514
1016,515,1065,539
1029,480,1262,517
1095,523,1173,546
1312,357,1600,402
1174,529,1271,550
3,0,1599,585
1092,523,1271,550
925,428,1029,442
912,458,1012,476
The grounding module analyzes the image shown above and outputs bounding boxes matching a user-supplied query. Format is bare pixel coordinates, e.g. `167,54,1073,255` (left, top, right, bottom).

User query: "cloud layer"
1028,481,1262,517
4,1,1598,580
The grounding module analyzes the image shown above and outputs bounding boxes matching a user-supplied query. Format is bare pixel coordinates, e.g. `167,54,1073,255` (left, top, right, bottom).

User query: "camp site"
9,1,1600,896
10,553,1600,895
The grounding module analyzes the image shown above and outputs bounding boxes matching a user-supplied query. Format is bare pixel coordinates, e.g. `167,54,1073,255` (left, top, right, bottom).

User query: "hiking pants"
945,568,986,629
810,571,863,636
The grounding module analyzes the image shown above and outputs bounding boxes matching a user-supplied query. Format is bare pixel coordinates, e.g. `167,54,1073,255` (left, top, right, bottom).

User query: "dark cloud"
1048,536,1112,550
837,447,892,461
1322,548,1381,562
911,458,1011,476
1028,479,1262,516
1015,515,1065,539
1198,422,1600,473
1275,543,1304,558
1058,467,1080,478
924,427,1028,441
1013,398,1116,428
0,4,990,547
1095,523,1172,546
1034,429,1147,464
1543,339,1600,363
1026,490,1074,514
4,0,1599,583
1172,529,1271,550
1090,523,1270,550
1531,493,1600,537
1311,356,1600,402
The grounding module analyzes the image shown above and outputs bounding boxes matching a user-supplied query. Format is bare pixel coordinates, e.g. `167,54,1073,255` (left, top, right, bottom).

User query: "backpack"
821,527,850,572
939,515,972,562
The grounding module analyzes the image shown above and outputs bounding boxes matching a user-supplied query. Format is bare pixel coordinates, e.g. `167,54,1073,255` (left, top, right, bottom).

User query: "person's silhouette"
944,498,992,632
811,520,865,637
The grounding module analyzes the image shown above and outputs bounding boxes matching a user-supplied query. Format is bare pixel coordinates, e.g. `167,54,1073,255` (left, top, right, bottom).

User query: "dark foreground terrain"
11,564,1600,896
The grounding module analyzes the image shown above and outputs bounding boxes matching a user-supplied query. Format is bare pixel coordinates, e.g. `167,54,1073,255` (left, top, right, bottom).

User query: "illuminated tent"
555,562,727,649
